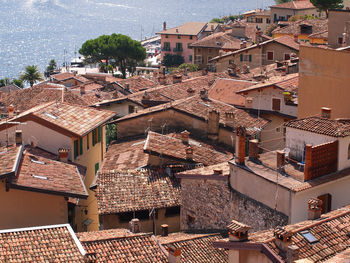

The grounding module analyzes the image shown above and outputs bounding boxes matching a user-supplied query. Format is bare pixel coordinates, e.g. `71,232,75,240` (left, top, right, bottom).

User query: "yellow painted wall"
273,33,327,45
0,180,68,229
298,46,350,119
72,125,106,232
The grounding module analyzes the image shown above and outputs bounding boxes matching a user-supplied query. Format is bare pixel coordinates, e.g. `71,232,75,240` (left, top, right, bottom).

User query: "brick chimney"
80,86,85,95
248,139,259,161
185,146,194,160
58,148,69,163
307,198,323,220
200,89,208,100
274,227,293,252
163,21,167,31
321,107,331,119
15,130,22,145
224,112,235,127
227,220,251,242
240,41,247,49
207,109,220,141
158,74,167,85
172,74,182,84
129,218,141,233
168,245,181,263
276,150,285,173
304,144,313,181
180,130,190,144
235,126,246,165
8,104,14,118
161,224,169,237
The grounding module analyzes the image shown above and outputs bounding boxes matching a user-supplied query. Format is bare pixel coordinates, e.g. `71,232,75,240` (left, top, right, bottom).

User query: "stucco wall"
0,181,68,229
161,34,196,63
328,10,350,48
193,47,220,69
228,250,271,263
259,113,286,151
100,101,141,117
270,7,319,22
298,46,350,119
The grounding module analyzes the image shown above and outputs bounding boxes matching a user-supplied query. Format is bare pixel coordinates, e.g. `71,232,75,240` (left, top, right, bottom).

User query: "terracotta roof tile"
77,228,143,242
191,32,246,49
144,131,233,166
51,72,89,83
273,19,328,38
80,232,167,262
285,117,350,137
0,84,20,93
101,137,149,172
162,234,228,263
271,0,316,9
0,224,85,262
157,22,207,36
176,162,230,177
115,76,157,93
0,145,20,178
96,170,180,215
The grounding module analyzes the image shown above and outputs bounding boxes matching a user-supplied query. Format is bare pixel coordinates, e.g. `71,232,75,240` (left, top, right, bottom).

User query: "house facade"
244,9,271,32
328,9,350,48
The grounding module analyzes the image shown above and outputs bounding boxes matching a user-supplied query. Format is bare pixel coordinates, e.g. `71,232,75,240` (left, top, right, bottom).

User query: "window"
87,134,89,150
190,35,193,39
318,193,332,214
338,37,343,44
276,127,281,133
266,18,271,24
272,98,281,111
163,42,170,51
194,55,202,64
240,54,252,62
267,51,274,61
178,35,181,39
175,42,183,51
300,231,318,244
165,206,180,217
92,129,96,146
74,139,83,158
98,127,102,143
128,105,135,113
187,215,195,228
79,138,83,155
165,34,168,38
95,162,99,175
255,18,263,23
189,55,192,61
284,53,291,60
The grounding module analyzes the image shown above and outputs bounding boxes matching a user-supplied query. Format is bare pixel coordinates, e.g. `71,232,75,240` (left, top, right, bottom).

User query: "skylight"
300,231,318,244
32,174,48,180
43,112,58,120
30,159,46,165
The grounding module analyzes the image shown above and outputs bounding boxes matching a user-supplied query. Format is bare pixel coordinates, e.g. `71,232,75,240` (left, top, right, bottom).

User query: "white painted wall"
0,121,72,159
101,101,141,117
291,175,350,223
337,136,350,171
285,127,335,161
246,87,297,117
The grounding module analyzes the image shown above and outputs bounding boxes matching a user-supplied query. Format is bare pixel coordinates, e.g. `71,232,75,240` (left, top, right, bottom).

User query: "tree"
46,59,57,76
274,0,291,4
11,79,24,88
0,78,10,87
162,54,184,68
20,65,43,87
310,0,343,17
79,34,146,78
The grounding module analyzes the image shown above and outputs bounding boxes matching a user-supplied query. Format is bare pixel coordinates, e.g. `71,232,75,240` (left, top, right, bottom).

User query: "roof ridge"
81,232,153,243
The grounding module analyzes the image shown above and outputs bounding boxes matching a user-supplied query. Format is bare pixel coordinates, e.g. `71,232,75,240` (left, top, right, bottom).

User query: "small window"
128,105,135,113
284,53,290,60
266,18,271,24
300,231,318,244
190,35,193,39
95,162,99,175
276,127,281,133
178,35,181,39
272,98,281,111
87,134,89,150
165,34,168,38
187,215,195,228
267,51,274,61
165,206,180,217
189,55,192,61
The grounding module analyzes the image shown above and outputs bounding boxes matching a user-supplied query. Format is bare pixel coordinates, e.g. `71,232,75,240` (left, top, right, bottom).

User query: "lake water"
0,0,273,79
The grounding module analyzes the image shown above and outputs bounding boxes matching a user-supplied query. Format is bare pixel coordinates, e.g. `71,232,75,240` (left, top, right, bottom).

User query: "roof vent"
321,107,331,119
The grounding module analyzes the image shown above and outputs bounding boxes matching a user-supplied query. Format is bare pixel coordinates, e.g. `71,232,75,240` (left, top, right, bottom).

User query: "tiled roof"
116,76,157,93
96,170,180,214
0,83,89,113
10,146,88,198
76,229,142,242
309,30,328,39
208,78,256,106
272,19,328,38
0,145,21,178
0,101,116,137
284,117,350,137
115,95,269,136
190,32,245,49
270,0,316,9
0,84,21,93
101,137,149,172
248,205,350,262
80,232,167,262
227,220,251,232
176,162,230,178
51,72,89,83
0,224,86,262
274,35,300,50
162,233,228,263
157,22,207,36
144,131,233,166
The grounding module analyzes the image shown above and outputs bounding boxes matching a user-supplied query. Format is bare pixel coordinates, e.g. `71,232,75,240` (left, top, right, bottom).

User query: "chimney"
211,24,214,30
235,126,246,165
158,74,167,85
200,89,208,100
15,130,22,145
224,112,235,126
180,130,190,144
8,104,14,118
186,146,194,160
240,41,247,49
207,109,220,141
202,68,208,76
129,218,141,233
31,138,37,148
58,148,69,163
125,83,130,91
304,144,313,181
276,150,285,173
227,220,251,242
73,71,77,76
187,87,195,94
321,107,331,119
80,86,85,95
274,227,293,252
163,21,167,31
168,245,181,263
172,74,182,84
248,139,259,161
286,245,299,263
307,198,323,220
245,97,253,108
161,224,169,237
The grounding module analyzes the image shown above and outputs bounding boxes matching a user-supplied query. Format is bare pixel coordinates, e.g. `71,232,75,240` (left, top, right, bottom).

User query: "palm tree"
20,65,43,87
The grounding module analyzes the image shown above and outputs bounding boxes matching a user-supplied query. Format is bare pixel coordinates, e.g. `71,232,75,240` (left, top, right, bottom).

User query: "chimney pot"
321,107,331,119
163,21,167,31
161,224,169,237
58,148,69,163
129,218,141,233
200,89,208,100
172,74,182,84
286,245,299,263
8,104,14,118
207,109,220,141
277,150,285,172
180,130,190,144
80,86,85,95
185,146,194,160
307,198,323,220
248,139,259,161
15,130,22,146
235,126,246,165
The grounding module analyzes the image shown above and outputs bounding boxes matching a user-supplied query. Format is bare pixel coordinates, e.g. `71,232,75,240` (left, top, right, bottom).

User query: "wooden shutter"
249,55,252,62
98,127,101,142
95,162,99,175
240,54,243,61
74,140,78,159
318,194,332,214
79,138,83,155
92,129,96,146
267,51,274,61
272,98,281,111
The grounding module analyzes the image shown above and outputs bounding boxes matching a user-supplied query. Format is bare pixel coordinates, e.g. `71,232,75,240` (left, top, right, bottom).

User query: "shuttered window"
79,138,83,155
74,140,78,159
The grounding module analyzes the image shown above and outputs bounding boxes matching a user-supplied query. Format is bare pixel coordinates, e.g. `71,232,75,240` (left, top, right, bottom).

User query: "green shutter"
79,138,83,155
95,162,99,175
240,54,243,61
74,140,78,159
249,55,252,62
92,130,96,146
98,127,101,142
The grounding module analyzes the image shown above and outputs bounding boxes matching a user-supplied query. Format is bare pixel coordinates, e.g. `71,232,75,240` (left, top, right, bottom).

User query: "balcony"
173,47,183,52
162,47,171,51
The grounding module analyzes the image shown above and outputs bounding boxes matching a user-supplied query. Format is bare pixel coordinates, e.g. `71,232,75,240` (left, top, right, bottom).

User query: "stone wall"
180,178,288,231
